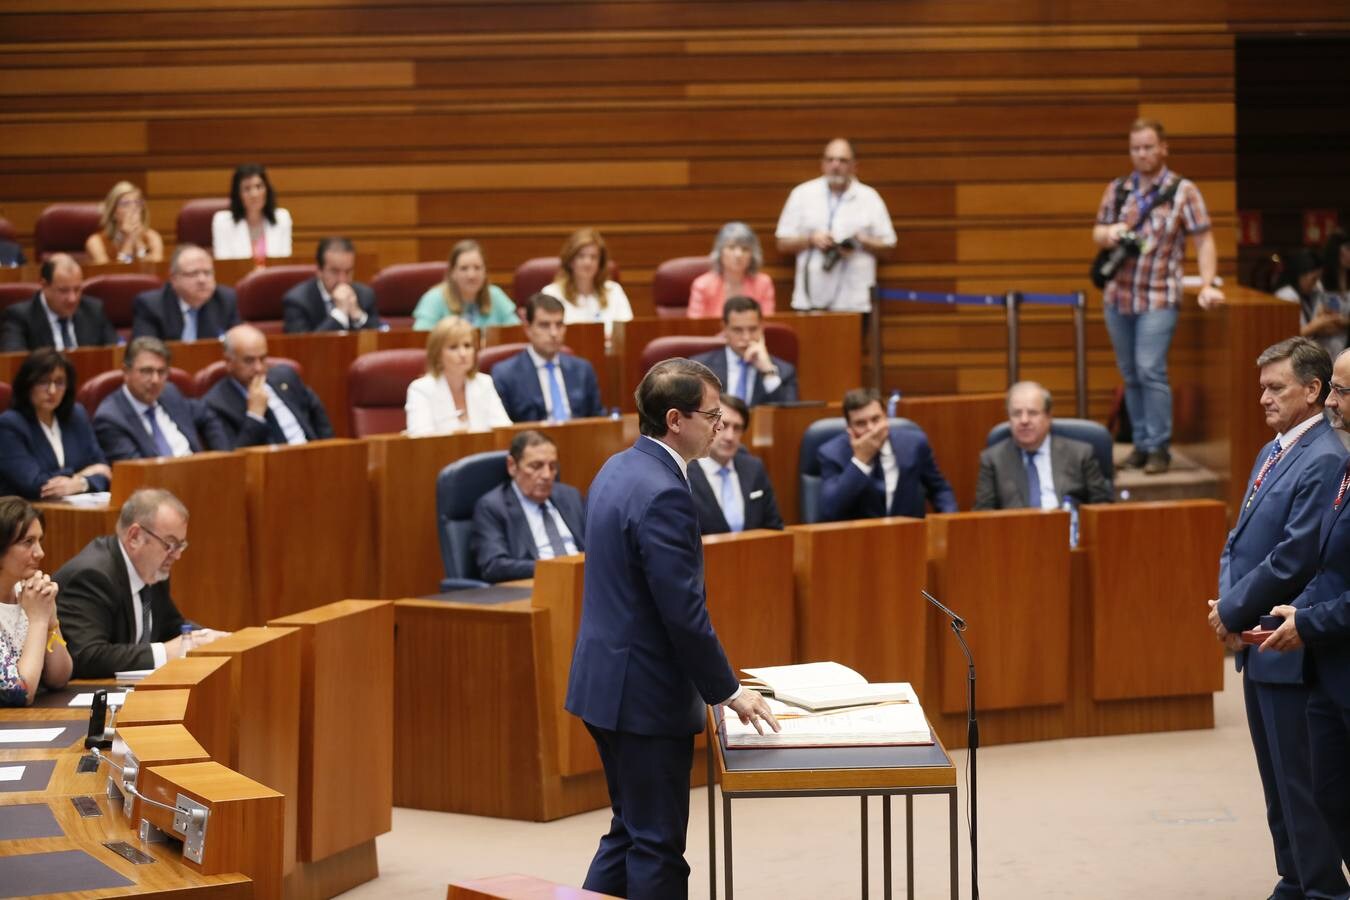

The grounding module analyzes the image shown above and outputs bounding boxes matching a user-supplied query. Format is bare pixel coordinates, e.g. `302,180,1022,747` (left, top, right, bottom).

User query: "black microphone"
84,689,112,750
922,589,966,630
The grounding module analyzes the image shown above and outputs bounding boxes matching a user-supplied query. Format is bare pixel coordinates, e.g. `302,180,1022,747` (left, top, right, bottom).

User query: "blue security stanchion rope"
875,287,1004,307
1017,291,1083,308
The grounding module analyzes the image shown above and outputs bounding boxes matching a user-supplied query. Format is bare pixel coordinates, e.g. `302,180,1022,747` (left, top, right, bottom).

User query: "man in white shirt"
775,138,897,312
203,324,333,448
55,488,227,678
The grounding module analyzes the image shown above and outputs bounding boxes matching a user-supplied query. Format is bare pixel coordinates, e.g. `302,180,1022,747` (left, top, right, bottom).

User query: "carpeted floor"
342,658,1342,898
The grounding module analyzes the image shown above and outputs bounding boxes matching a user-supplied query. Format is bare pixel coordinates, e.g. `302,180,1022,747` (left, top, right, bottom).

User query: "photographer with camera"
776,138,896,312
1092,118,1224,475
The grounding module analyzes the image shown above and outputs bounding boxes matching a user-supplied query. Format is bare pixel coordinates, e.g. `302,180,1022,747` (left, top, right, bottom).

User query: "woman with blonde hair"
413,240,519,330
85,182,164,264
405,316,512,435
688,221,775,318
542,228,632,334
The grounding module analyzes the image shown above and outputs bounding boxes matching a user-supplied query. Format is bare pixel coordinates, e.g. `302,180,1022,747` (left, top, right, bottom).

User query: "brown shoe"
1143,449,1171,474
1122,448,1148,469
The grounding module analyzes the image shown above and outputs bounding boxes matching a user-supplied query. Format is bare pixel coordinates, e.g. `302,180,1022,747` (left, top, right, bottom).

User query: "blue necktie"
182,307,199,342
738,358,752,402
144,406,173,457
545,360,569,422
58,318,75,349
1025,450,1042,509
719,466,743,532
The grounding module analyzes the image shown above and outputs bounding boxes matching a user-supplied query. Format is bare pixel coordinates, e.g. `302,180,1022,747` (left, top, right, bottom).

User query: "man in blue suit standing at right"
817,386,957,521
566,357,777,899
1209,336,1348,900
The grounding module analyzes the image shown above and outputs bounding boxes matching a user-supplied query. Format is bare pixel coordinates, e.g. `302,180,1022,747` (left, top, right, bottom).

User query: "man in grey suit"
974,381,1113,510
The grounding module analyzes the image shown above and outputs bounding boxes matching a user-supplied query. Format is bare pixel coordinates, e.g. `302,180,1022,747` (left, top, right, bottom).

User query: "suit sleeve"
94,411,143,462
1218,451,1345,632
577,362,604,418
191,400,232,452
470,495,535,583
209,392,270,449
301,383,335,439
55,566,154,678
974,449,999,510
282,290,313,333
918,438,958,513
221,291,241,330
0,308,29,352
766,360,799,403
0,416,51,499
755,465,785,530
1295,580,1350,644
819,444,872,522
635,487,739,704
130,295,162,339
1081,450,1113,504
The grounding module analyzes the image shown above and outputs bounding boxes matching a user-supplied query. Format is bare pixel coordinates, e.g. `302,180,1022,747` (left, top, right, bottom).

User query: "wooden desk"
898,393,1007,512
244,439,375,620
32,501,116,575
111,452,254,631
703,530,796,673
264,332,362,439
133,655,234,764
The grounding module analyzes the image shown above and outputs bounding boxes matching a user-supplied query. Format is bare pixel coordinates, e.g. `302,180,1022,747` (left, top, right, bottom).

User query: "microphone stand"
923,590,979,900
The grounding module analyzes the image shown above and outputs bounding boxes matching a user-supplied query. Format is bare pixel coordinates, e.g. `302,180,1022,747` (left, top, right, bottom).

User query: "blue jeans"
1104,305,1178,453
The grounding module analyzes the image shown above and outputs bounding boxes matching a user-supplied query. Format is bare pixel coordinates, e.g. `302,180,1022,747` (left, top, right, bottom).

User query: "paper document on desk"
67,691,127,708
61,491,110,507
0,728,64,744
0,765,25,782
742,661,916,711
723,699,933,748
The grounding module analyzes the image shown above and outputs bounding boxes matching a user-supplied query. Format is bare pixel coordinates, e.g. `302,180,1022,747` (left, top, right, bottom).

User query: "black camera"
1090,231,1142,288
821,237,858,272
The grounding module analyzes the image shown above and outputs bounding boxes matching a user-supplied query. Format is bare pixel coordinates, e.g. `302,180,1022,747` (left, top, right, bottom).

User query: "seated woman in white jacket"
211,164,293,263
405,316,512,436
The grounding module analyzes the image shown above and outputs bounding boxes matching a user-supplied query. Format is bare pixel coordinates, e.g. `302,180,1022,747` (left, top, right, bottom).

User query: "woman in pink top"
687,221,775,318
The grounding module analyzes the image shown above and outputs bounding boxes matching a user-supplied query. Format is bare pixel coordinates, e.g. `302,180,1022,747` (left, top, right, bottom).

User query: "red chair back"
191,356,304,397
511,257,560,305
638,325,799,380
477,342,527,376
346,349,425,436
652,256,711,318
76,367,193,416
81,273,162,332
235,265,313,333
176,198,229,249
0,283,40,312
34,203,101,261
0,217,17,242
371,262,446,327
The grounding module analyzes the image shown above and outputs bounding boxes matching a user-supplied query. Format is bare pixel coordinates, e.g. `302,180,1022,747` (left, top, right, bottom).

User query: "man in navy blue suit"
131,244,239,341
492,293,604,423
1208,337,1348,899
690,295,798,406
282,237,383,333
93,336,229,462
202,324,332,448
687,393,784,534
817,387,956,521
565,358,777,898
1263,346,1350,869
471,430,586,582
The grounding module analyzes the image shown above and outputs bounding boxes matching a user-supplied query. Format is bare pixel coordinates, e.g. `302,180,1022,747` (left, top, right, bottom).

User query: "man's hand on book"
727,691,781,735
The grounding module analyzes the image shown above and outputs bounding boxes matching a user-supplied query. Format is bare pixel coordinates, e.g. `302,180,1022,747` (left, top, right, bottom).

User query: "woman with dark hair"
0,349,111,500
688,221,776,318
412,239,519,330
0,497,71,706
1322,229,1350,296
542,228,632,334
211,164,293,263
1275,247,1345,358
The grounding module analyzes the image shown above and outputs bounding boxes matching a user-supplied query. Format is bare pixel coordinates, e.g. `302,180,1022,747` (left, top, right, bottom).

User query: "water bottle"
609,406,621,422
1061,498,1080,548
179,624,194,657
886,389,902,418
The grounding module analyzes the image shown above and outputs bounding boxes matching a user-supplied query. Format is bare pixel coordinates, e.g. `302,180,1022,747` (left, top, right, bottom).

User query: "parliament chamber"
4,0,1350,897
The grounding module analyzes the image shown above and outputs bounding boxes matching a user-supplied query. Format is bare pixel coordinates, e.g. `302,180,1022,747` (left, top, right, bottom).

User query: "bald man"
201,324,333,448
1,253,118,352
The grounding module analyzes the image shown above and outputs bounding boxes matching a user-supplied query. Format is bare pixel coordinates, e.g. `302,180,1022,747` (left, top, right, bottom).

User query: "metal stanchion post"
869,284,883,391
1004,291,1020,387
1073,290,1088,418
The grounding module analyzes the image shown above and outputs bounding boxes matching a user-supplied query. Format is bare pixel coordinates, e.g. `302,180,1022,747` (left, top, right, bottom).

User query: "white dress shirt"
851,438,899,511
121,386,191,457
776,175,897,312
511,482,578,560
117,540,166,668
36,416,64,467
231,378,307,445
526,346,572,420
405,371,512,436
697,456,744,527
722,346,782,401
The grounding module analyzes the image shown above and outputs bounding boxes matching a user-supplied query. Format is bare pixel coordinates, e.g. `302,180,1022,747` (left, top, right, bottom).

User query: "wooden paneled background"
3,2,1349,416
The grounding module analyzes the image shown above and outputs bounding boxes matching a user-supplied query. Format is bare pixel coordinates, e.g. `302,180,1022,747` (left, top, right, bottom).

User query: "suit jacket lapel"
269,372,313,439
688,462,730,532
28,297,54,347
999,441,1030,508
162,286,184,337
114,391,156,458
103,536,139,643
24,414,61,471
501,484,537,561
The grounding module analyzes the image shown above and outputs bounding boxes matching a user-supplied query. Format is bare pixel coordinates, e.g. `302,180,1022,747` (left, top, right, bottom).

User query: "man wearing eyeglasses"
56,488,227,679
93,336,229,461
131,244,240,342
1207,337,1348,900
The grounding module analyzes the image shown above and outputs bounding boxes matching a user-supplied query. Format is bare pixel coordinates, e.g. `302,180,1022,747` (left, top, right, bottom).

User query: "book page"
740,661,865,693
724,700,932,748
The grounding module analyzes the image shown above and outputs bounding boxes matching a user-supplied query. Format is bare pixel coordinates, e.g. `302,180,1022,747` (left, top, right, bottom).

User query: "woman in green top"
413,239,520,330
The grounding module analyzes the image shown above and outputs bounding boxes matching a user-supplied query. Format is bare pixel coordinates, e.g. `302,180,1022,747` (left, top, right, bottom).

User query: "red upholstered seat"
235,265,313,333
0,382,10,411
76,367,194,416
0,283,40,312
511,257,560,305
638,325,800,379
346,348,426,436
34,203,101,262
176,198,229,249
652,256,711,319
370,262,446,328
191,356,304,397
476,342,528,376
81,273,162,334
0,217,17,242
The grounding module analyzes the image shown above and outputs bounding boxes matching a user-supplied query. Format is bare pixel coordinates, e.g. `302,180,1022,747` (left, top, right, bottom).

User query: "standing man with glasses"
690,296,798,407
492,293,605,424
56,488,227,679
567,358,778,899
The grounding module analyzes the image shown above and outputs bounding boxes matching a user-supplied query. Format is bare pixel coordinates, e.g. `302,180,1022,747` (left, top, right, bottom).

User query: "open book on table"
740,661,915,711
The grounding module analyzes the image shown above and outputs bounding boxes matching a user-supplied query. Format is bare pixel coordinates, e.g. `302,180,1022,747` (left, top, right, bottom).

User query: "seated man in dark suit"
691,295,798,406
471,430,586,582
203,324,334,448
492,293,604,423
0,253,118,352
687,393,784,534
93,336,230,462
818,387,957,521
55,488,227,678
974,381,1113,510
282,236,382,333
131,243,239,341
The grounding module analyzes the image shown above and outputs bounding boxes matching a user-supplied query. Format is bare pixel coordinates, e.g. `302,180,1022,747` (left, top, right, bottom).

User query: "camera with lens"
821,237,858,272
1090,231,1142,288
